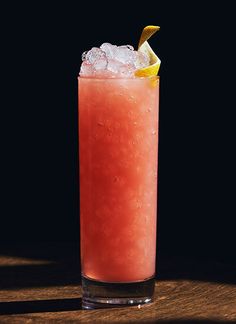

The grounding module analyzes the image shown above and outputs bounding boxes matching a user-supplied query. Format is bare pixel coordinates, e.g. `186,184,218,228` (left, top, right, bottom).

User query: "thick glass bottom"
82,275,155,309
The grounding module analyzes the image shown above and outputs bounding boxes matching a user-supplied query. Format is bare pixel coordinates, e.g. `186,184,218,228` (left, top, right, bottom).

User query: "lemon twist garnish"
135,25,161,78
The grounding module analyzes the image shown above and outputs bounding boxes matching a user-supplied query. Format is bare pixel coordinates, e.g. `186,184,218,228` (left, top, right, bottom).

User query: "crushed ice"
79,43,150,77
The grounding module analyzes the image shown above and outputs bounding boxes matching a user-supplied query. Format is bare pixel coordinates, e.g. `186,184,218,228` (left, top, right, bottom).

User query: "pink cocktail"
78,41,160,308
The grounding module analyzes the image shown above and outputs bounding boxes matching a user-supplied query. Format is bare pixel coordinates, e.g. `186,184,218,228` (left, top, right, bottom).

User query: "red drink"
78,30,161,307
79,76,159,284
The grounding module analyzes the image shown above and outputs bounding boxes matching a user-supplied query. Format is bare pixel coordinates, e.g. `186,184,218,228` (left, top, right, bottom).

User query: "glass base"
81,275,155,309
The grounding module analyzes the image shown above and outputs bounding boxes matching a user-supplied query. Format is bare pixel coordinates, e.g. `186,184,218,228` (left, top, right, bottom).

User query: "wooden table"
0,243,236,323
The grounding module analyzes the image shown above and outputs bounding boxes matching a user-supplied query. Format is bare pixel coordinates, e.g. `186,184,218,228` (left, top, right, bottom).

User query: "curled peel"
135,25,161,78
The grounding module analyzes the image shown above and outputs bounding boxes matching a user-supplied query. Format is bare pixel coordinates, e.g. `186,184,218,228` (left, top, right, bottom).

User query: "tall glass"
78,76,159,308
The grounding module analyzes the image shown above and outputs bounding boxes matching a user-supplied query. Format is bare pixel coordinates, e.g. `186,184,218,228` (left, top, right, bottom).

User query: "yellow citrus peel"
135,25,161,78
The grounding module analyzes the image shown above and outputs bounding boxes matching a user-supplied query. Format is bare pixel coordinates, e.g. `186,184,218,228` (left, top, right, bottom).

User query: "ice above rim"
79,43,150,77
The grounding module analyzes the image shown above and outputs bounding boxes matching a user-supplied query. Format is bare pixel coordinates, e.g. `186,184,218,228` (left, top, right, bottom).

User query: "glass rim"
77,75,160,81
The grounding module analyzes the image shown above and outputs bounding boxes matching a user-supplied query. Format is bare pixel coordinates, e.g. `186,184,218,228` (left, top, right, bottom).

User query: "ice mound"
79,43,150,77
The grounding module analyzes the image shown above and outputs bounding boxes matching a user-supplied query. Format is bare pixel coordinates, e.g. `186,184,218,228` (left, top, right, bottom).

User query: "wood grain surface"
0,244,236,323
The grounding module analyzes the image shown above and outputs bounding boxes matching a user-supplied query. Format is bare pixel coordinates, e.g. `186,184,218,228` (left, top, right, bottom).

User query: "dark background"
1,2,235,263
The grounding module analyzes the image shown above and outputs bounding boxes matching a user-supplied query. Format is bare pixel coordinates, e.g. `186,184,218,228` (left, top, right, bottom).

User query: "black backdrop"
1,2,235,262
